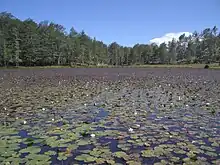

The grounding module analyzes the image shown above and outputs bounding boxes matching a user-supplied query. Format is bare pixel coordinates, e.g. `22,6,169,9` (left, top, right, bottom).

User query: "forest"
0,12,220,67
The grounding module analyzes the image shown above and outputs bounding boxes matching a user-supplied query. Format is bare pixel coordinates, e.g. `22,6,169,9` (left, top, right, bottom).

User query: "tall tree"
0,12,219,67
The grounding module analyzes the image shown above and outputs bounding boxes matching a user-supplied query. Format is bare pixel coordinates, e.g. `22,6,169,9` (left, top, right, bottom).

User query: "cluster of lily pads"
0,68,220,164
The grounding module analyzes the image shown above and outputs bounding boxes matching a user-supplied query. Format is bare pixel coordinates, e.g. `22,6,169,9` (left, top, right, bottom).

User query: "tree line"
0,12,220,67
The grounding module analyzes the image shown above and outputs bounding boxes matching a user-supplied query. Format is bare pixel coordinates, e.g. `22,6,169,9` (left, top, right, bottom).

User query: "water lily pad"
95,158,106,164
126,161,141,165
130,135,138,139
174,149,186,154
205,151,218,157
187,151,197,161
25,154,51,162
77,140,90,146
67,144,78,150
170,157,180,162
57,154,67,161
211,142,219,147
117,143,131,151
44,151,57,156
19,146,41,154
200,145,216,152
106,159,115,164
25,159,51,165
113,151,129,160
141,149,155,157
75,154,96,162
89,149,102,156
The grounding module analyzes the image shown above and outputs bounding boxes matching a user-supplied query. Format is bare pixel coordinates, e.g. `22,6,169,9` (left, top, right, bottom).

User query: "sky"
1,0,220,46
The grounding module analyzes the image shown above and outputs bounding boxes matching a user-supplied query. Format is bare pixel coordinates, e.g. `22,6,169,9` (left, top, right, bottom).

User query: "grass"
1,64,220,69
130,64,220,69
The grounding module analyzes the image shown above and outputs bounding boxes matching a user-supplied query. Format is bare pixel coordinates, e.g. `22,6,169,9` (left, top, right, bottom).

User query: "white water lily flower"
52,118,55,121
170,103,174,106
23,120,27,124
192,141,196,144
135,124,140,128
206,103,210,106
42,108,46,111
90,134,95,138
16,117,19,120
144,142,150,147
178,96,181,100
128,128,134,132
134,111,137,116
6,113,9,116
84,103,87,106
186,104,189,107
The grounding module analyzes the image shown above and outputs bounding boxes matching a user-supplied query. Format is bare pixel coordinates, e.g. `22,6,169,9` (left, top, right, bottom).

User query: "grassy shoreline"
0,64,220,69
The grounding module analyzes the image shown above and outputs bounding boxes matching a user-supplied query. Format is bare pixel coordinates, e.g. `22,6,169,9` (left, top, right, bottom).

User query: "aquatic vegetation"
19,146,41,154
75,154,96,162
0,68,219,164
113,151,130,160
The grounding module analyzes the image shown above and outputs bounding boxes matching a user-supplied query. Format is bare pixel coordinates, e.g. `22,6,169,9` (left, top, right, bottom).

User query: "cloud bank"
150,32,192,45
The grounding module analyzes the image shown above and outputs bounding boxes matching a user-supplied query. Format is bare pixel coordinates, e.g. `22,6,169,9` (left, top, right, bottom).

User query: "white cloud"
149,32,192,45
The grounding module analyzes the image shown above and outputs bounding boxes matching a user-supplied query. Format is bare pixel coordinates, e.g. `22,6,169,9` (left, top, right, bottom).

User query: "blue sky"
1,0,220,46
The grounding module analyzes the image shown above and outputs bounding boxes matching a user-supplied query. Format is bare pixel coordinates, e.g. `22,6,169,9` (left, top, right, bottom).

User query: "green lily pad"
200,145,216,152
77,140,90,146
126,161,141,165
130,135,138,139
57,155,67,161
170,157,180,163
154,160,168,165
75,154,96,162
95,158,106,164
1,157,24,165
44,151,57,156
141,149,155,157
25,159,51,165
205,151,218,157
187,151,197,158
106,159,115,164
26,154,50,160
154,146,168,156
67,144,78,150
211,142,219,147
117,143,131,151
113,151,129,160
89,149,102,156
0,127,18,136
127,140,135,143
183,157,191,163
19,146,41,154
174,149,186,154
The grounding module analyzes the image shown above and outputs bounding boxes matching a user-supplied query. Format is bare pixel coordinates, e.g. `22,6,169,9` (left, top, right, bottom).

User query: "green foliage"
0,12,220,67
75,154,96,162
